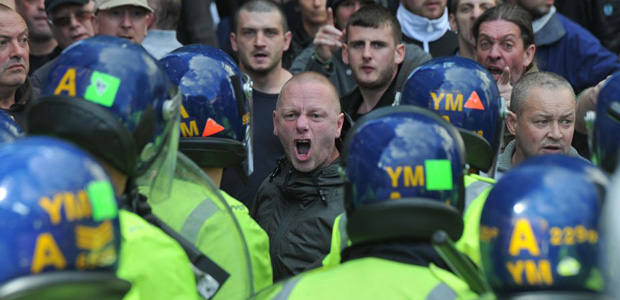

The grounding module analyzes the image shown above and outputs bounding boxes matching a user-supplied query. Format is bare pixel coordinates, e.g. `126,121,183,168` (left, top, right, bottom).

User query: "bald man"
252,71,346,282
0,5,38,128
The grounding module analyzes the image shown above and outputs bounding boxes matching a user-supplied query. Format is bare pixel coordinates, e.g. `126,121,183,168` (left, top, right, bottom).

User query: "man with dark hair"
143,0,182,58
448,0,499,59
15,0,59,74
0,5,39,128
340,4,430,121
507,0,620,94
497,71,580,177
30,0,95,88
252,71,345,282
287,0,328,64
397,0,459,57
221,0,289,208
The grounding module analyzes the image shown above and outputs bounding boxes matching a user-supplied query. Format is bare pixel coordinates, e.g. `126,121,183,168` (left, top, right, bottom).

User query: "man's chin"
291,159,315,173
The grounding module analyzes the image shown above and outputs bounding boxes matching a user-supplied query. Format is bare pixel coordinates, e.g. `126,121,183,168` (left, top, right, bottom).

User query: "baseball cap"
45,0,88,13
94,0,153,12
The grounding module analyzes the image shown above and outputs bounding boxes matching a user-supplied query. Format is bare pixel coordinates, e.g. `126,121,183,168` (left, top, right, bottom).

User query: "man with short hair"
252,71,345,282
397,0,459,57
498,71,580,177
287,0,328,64
30,0,95,88
0,5,38,128
507,0,620,94
16,0,59,75
290,0,376,95
93,0,153,44
448,0,498,59
220,0,290,208
142,0,182,59
341,4,430,121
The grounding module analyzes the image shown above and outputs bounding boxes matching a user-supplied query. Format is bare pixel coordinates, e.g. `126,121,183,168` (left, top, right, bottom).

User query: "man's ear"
449,13,457,32
273,110,278,136
230,32,238,52
92,14,99,34
283,30,292,52
523,44,536,69
335,112,344,138
341,43,349,65
506,111,519,135
394,43,405,65
146,12,154,29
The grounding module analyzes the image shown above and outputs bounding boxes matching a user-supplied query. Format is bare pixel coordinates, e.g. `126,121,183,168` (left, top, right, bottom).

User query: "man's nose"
9,40,27,60
548,122,563,140
254,32,266,47
296,115,309,132
120,11,133,28
488,44,501,60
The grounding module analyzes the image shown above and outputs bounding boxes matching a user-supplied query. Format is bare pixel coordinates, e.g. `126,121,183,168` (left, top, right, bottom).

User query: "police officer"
253,106,477,299
400,56,504,266
0,136,131,300
158,44,272,299
479,155,607,299
25,36,199,299
587,71,620,174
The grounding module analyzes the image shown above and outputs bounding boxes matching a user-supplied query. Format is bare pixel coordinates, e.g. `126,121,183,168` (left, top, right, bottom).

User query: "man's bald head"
274,71,344,172
278,71,341,114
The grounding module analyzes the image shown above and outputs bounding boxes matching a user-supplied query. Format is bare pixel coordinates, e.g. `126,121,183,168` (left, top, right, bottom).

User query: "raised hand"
313,8,344,63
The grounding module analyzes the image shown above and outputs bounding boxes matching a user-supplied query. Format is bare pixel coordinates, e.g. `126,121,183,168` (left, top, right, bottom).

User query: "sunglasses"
49,10,93,27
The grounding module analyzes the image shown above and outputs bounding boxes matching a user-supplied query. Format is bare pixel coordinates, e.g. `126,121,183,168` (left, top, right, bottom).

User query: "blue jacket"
535,12,620,93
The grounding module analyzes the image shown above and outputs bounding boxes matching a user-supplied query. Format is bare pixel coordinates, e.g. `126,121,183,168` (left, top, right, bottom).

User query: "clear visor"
136,87,182,203
240,73,254,177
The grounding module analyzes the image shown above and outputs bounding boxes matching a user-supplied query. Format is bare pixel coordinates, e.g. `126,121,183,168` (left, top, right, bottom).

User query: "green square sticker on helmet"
425,159,453,191
84,71,121,107
87,181,118,222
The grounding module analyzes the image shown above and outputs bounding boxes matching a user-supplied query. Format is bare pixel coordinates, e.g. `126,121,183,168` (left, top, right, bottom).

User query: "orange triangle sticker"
464,91,485,110
202,118,225,137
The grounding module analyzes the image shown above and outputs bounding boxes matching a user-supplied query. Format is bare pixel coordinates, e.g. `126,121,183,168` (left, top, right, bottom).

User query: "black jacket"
251,156,345,282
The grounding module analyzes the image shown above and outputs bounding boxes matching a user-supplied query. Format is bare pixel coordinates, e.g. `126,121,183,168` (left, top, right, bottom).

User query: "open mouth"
253,53,268,59
542,145,561,153
487,66,503,76
295,139,311,159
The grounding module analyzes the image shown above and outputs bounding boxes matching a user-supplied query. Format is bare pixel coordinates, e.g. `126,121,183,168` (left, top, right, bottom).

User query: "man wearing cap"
93,0,152,44
30,0,95,88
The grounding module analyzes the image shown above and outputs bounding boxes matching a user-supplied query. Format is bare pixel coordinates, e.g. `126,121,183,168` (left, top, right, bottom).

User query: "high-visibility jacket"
253,257,477,300
151,177,272,300
117,210,199,300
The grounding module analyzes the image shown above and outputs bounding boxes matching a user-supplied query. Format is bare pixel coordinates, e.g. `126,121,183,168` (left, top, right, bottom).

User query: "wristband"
312,52,332,67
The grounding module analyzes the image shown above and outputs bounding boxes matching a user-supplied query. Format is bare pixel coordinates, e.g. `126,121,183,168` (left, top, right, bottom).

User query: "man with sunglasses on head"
30,0,94,88
31,0,151,88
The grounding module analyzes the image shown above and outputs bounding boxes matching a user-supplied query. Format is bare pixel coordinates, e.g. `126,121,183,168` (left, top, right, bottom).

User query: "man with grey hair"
142,0,182,59
497,71,580,177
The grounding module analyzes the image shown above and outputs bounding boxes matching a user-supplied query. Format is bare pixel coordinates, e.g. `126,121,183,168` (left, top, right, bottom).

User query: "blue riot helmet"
588,72,620,174
0,136,129,300
480,155,607,299
602,159,620,299
26,35,182,203
160,45,253,177
342,106,466,245
400,57,504,172
0,110,21,141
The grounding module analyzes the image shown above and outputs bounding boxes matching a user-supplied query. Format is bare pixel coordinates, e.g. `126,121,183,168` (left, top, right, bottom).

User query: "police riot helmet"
589,72,620,174
28,36,181,202
0,136,128,299
400,56,504,172
342,106,466,245
0,110,21,141
160,45,253,176
480,155,606,298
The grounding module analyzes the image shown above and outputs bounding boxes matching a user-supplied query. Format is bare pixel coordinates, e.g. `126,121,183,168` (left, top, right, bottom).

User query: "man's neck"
244,66,292,94
357,71,397,115
458,38,475,60
511,148,525,168
29,38,57,56
0,87,17,110
302,20,322,39
201,167,223,188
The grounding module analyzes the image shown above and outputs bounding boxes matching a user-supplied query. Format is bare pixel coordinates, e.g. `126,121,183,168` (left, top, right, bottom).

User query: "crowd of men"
0,0,619,299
